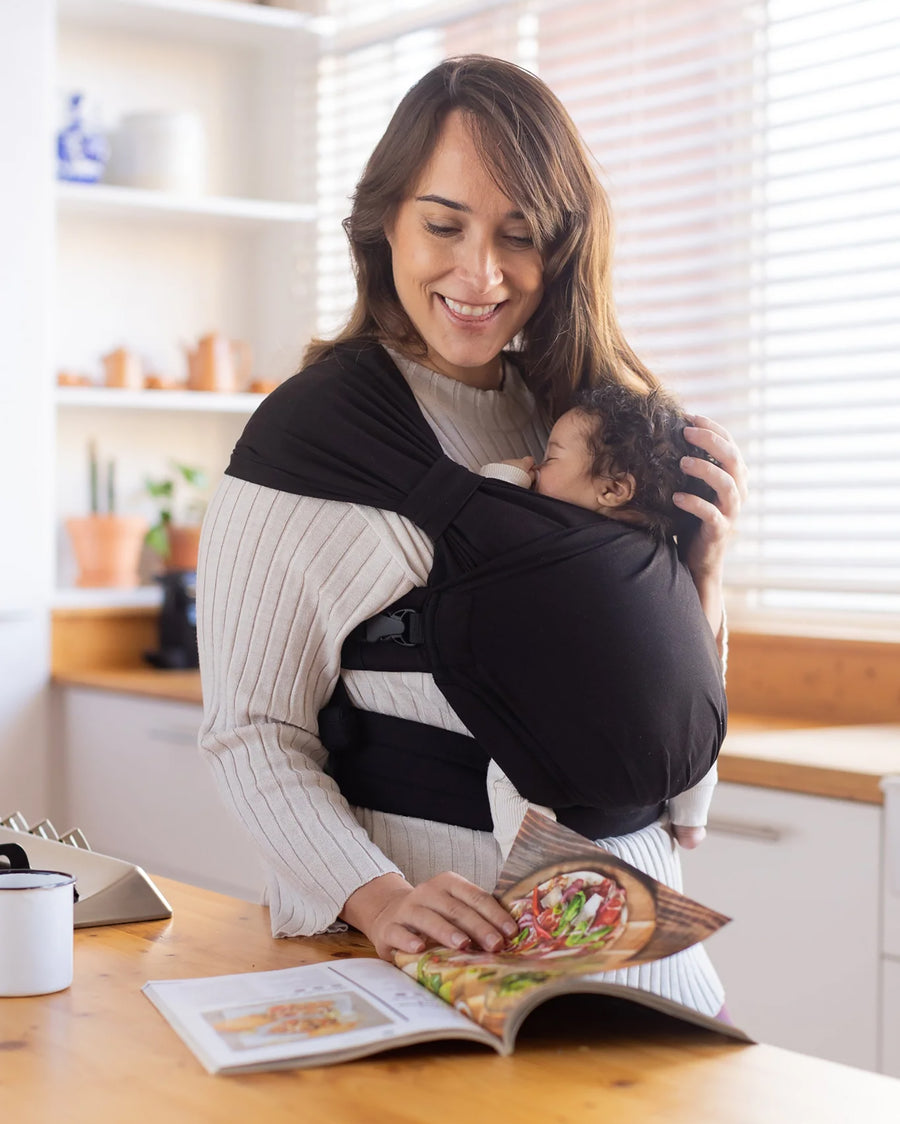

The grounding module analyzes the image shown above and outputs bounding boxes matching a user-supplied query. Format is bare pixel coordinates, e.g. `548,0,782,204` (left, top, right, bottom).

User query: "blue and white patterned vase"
57,93,108,184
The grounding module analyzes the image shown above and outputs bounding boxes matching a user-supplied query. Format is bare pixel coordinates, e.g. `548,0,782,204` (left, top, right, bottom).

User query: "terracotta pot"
184,334,252,393
66,515,147,588
165,524,202,572
102,348,143,389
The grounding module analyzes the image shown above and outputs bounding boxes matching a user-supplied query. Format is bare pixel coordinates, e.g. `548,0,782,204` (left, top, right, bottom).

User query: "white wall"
0,0,56,819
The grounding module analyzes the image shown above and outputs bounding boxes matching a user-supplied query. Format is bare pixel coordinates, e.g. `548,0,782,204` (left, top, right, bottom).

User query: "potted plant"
144,461,208,572
66,443,147,588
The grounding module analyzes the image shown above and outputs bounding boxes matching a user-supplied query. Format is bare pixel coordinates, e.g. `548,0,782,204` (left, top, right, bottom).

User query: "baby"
481,382,720,857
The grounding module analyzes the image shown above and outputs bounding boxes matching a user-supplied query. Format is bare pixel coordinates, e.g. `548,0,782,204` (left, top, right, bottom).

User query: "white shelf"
56,181,315,230
56,386,266,412
52,585,164,610
58,0,321,50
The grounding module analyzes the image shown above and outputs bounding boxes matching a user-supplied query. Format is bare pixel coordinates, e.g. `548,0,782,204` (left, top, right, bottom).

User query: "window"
316,0,900,635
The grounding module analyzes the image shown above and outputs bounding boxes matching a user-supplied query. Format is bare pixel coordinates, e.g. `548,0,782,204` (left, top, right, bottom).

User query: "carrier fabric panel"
226,341,726,813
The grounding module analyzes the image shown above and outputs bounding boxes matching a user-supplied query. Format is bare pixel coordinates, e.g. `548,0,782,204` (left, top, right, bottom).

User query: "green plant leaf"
145,479,174,499
174,462,207,489
145,523,171,559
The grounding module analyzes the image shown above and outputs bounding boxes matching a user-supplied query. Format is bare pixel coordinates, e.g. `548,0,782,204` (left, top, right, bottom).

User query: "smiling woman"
383,113,544,389
197,55,743,1025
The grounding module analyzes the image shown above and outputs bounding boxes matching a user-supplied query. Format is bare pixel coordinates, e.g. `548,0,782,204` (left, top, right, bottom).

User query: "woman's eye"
424,221,458,238
506,233,535,247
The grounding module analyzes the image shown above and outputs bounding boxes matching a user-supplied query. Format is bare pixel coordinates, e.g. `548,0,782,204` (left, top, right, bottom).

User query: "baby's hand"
501,456,536,485
672,824,707,849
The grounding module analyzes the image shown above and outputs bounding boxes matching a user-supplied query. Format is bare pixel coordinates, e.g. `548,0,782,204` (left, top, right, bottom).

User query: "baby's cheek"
534,472,554,498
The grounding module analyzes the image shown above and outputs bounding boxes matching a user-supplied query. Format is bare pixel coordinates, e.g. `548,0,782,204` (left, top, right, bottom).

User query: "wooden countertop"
717,721,900,804
3,876,899,1122
54,665,204,704
54,666,900,804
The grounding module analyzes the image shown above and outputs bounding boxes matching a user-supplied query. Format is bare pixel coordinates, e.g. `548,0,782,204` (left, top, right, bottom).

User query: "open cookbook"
143,811,752,1073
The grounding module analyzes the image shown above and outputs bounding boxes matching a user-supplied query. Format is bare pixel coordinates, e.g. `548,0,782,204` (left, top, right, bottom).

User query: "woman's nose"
457,237,502,291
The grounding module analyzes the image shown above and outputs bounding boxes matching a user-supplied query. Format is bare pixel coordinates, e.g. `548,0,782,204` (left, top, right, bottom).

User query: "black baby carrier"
226,342,727,841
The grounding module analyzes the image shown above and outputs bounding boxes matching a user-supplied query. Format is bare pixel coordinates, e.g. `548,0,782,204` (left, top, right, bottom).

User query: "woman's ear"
595,473,636,510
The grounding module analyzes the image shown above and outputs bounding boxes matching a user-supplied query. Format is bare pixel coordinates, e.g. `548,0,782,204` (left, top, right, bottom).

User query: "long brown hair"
305,54,658,419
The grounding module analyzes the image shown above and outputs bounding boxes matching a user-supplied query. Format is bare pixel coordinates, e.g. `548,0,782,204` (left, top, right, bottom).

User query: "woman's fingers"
673,486,728,536
366,872,517,961
678,455,742,524
684,415,749,503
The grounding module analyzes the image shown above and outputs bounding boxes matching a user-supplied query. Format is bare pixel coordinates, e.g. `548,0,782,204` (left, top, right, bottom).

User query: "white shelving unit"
58,0,318,45
57,180,316,230
52,0,320,595
56,385,266,412
52,585,165,610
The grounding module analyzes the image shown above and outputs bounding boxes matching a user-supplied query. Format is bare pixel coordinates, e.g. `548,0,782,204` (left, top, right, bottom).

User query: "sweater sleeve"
668,761,718,827
196,474,426,937
479,462,533,488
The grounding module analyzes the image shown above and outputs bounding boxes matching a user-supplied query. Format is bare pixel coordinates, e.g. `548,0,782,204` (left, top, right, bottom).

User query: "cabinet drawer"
58,687,263,902
681,782,881,1071
882,777,900,958
882,958,900,1078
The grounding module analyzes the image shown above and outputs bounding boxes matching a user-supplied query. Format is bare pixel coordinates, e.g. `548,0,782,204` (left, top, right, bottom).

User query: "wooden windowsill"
726,631,900,725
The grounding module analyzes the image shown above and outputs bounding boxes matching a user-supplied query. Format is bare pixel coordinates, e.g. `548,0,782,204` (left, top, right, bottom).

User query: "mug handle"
0,842,30,870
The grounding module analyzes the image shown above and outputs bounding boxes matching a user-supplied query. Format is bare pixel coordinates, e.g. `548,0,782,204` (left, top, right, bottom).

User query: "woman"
197,56,746,1013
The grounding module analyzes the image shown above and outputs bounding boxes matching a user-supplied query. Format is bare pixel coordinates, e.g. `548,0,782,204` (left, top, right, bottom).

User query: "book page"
393,810,732,1043
143,957,496,1073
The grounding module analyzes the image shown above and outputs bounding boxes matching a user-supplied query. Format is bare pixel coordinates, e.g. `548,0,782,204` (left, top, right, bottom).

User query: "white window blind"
316,0,900,635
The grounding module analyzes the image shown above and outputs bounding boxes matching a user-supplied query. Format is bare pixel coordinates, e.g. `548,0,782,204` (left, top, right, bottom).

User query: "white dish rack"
0,813,172,928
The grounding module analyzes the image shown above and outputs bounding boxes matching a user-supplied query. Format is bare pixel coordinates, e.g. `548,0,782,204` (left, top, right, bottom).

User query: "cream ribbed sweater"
196,350,724,1016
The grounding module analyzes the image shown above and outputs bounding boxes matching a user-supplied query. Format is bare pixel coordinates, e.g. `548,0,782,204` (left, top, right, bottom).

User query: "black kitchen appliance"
144,570,198,669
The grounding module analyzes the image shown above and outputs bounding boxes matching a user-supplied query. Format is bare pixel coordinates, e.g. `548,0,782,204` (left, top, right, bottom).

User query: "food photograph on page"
204,992,390,1052
392,811,725,1036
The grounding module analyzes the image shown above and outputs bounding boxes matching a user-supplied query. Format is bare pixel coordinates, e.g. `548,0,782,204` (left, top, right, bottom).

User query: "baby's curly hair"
572,383,718,542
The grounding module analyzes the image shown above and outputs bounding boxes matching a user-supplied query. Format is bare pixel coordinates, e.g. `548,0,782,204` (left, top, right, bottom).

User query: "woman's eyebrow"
416,193,470,212
416,193,526,220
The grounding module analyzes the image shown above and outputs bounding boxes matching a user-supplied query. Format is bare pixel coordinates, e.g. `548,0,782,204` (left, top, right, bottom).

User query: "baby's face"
534,410,599,509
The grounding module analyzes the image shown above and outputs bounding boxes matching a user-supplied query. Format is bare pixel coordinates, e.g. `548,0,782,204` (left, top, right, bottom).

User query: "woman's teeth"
442,297,498,318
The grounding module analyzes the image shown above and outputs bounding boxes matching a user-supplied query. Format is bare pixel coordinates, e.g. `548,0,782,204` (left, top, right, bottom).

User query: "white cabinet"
58,686,264,902
883,959,900,1079
49,0,319,594
881,777,900,1075
681,782,882,1071
882,777,900,958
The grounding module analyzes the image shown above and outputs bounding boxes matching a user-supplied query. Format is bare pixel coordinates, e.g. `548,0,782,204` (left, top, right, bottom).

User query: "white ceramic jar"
109,111,206,195
0,868,77,996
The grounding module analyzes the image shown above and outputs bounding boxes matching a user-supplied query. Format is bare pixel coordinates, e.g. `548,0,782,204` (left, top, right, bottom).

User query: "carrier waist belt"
320,682,664,838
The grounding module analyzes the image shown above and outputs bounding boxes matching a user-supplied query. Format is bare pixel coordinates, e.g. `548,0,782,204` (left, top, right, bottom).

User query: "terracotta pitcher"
184,333,251,393
102,348,143,389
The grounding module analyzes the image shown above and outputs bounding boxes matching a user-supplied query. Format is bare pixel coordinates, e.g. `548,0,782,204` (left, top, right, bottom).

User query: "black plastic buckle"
363,608,423,647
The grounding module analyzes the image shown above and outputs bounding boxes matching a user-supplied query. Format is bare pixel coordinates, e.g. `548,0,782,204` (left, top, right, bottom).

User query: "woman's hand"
673,414,748,636
341,871,518,962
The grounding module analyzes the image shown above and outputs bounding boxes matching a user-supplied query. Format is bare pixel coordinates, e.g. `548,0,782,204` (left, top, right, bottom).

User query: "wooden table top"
2,877,899,1122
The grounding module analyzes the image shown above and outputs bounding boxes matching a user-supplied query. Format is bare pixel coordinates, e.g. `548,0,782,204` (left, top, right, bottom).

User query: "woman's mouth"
439,295,502,322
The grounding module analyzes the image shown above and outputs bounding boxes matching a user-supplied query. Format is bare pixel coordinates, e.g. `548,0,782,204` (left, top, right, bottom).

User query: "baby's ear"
595,473,635,509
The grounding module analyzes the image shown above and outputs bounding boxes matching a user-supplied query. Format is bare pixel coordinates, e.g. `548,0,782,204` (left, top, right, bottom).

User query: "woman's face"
385,110,544,389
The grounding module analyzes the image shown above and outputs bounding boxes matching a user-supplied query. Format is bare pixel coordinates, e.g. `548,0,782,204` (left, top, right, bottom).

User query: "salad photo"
506,870,629,957
499,858,658,966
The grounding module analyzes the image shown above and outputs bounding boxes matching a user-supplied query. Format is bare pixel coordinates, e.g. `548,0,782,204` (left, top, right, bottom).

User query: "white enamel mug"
0,843,77,997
